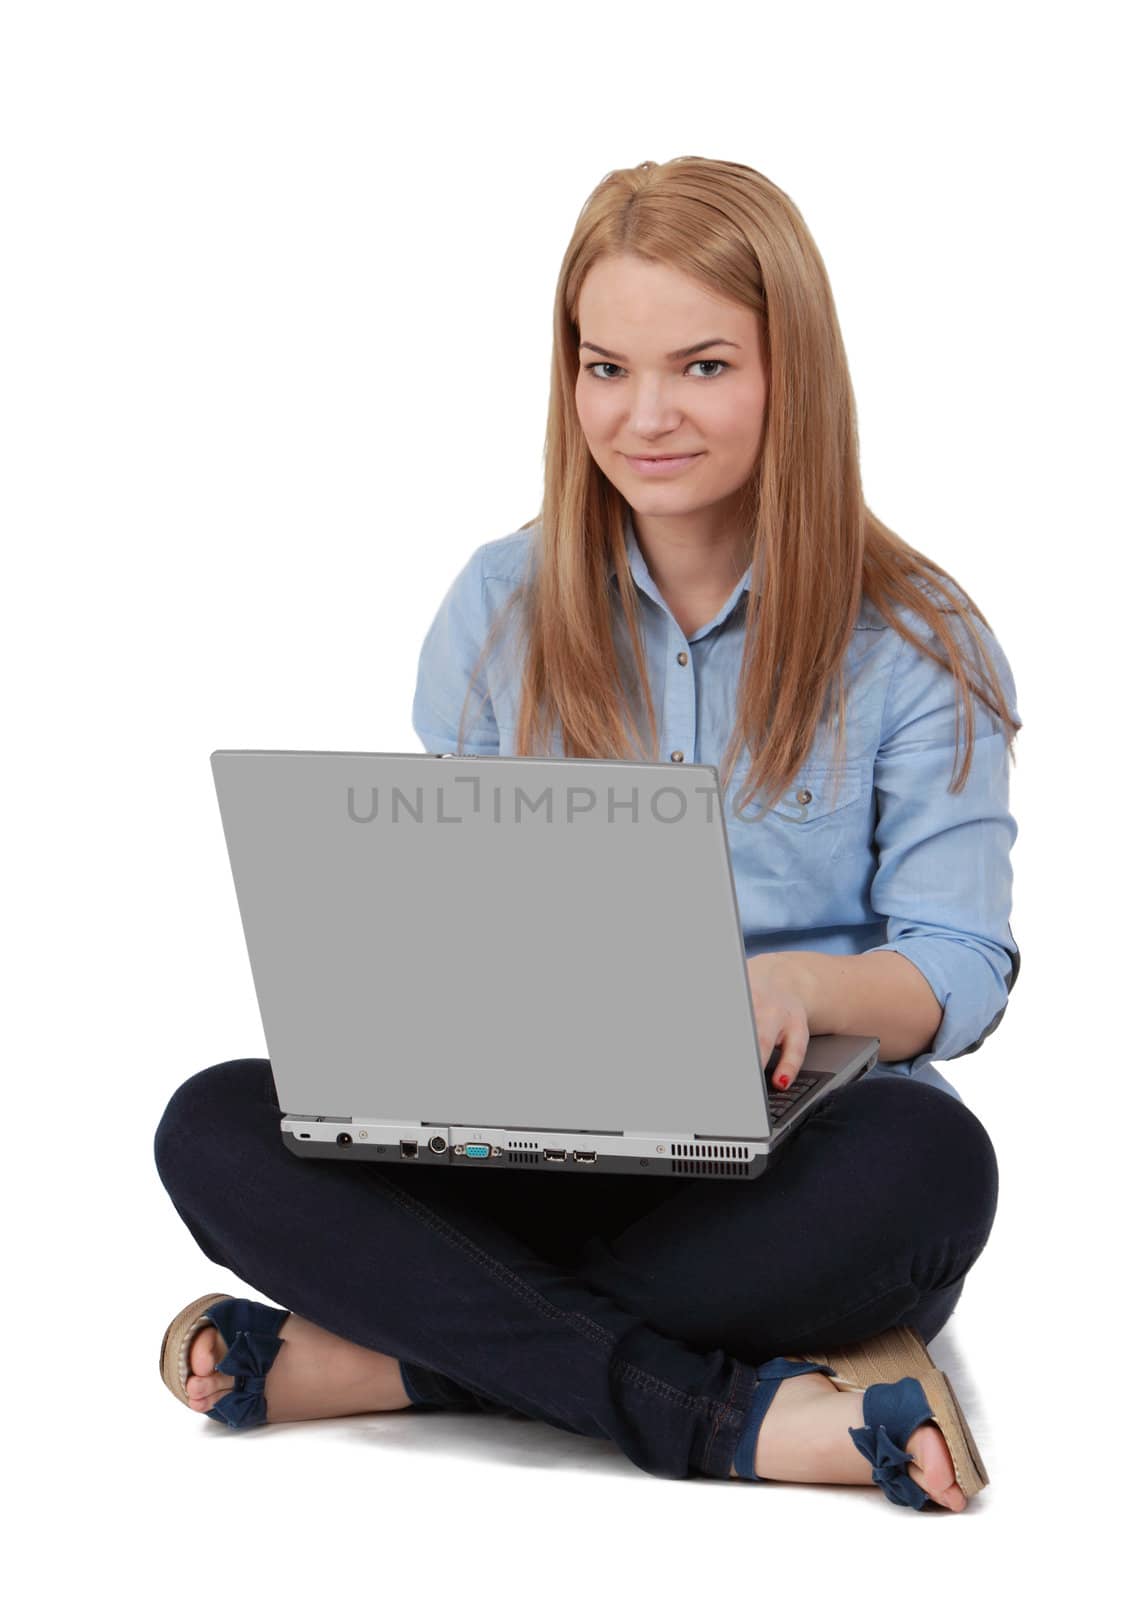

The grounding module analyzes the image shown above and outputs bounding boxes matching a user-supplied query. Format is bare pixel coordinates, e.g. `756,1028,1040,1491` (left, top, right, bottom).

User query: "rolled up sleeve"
411,544,502,755
865,607,1022,1074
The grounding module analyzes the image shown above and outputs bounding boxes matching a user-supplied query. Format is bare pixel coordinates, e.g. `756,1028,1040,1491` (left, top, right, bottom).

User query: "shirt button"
796,787,813,805
677,651,688,665
671,750,684,762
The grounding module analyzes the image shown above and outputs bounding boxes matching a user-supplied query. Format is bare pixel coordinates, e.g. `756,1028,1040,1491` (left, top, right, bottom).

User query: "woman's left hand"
745,954,812,1089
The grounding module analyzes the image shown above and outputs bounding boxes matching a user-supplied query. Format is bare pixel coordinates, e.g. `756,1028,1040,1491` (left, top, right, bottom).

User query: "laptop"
210,749,879,1180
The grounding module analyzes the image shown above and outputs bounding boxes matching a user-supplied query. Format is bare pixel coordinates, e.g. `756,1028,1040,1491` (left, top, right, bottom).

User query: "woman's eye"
582,359,729,380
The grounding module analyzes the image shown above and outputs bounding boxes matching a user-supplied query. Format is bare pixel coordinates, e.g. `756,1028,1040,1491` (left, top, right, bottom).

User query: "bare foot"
728,1370,967,1511
184,1311,415,1422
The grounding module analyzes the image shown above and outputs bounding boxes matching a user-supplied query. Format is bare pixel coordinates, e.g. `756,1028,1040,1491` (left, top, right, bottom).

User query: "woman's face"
574,254,768,519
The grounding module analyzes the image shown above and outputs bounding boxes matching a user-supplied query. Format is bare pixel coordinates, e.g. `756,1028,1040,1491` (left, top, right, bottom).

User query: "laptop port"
543,1149,567,1161
464,1142,491,1159
571,1150,597,1164
399,1141,418,1158
428,1135,447,1154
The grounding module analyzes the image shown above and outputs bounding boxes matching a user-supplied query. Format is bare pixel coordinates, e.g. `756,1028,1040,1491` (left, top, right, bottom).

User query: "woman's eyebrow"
578,338,741,361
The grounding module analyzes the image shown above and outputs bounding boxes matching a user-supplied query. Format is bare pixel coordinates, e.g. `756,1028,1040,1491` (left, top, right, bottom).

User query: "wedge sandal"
730,1323,988,1510
797,1323,989,1508
159,1291,290,1429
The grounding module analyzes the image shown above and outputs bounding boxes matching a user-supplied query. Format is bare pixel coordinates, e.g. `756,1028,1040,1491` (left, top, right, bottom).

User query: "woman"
155,156,1020,1511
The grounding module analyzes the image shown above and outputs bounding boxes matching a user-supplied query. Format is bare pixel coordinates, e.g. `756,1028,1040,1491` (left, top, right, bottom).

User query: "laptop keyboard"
766,1068,821,1123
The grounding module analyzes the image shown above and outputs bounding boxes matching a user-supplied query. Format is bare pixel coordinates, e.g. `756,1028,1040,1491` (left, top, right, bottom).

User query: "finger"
771,1035,808,1089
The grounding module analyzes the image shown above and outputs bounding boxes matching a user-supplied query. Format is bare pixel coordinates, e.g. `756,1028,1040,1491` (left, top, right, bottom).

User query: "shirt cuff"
864,933,1016,1073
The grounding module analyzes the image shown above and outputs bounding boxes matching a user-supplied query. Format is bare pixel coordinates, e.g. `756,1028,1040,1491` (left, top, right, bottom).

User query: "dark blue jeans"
153,1059,998,1480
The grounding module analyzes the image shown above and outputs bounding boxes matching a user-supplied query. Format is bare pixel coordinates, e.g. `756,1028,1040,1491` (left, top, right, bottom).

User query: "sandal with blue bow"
730,1324,989,1510
159,1291,292,1429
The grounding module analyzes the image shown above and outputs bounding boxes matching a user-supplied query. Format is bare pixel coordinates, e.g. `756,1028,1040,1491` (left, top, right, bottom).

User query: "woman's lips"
624,453,702,476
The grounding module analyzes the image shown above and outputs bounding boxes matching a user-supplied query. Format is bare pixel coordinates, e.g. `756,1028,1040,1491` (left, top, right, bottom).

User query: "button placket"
664,633,695,765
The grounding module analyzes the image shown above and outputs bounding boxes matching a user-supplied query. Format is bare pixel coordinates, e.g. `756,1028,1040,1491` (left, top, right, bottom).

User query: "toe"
187,1374,231,1399
188,1323,228,1375
906,1422,967,1511
185,1324,232,1402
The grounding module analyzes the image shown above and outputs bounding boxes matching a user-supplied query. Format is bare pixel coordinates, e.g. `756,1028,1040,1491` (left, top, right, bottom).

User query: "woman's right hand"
746,954,812,1090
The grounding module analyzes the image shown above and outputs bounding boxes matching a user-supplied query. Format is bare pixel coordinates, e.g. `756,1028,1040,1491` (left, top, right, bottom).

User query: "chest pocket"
724,759,870,927
728,760,866,830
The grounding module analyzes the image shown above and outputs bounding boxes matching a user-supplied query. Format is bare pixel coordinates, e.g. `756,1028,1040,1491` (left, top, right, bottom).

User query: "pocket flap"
733,761,866,823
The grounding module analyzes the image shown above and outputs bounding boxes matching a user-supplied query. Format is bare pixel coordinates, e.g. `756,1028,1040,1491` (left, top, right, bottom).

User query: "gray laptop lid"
211,750,777,1140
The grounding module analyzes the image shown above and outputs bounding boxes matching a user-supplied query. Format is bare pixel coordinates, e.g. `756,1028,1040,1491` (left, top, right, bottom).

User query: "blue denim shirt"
411,512,1022,1106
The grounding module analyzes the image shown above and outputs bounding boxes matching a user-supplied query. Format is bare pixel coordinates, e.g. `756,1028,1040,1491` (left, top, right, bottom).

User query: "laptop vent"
671,1142,752,1176
506,1137,541,1166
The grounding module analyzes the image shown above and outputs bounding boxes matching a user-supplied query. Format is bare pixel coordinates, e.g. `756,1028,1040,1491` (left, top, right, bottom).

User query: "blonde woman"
157,157,1019,1511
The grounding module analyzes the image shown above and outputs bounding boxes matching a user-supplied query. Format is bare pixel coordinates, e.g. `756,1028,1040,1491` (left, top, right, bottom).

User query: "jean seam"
699,1357,759,1475
377,1171,722,1421
777,1230,990,1348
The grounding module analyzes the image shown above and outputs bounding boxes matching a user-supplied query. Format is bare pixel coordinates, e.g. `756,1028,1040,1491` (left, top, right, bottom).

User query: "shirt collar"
610,507,755,603
606,509,887,635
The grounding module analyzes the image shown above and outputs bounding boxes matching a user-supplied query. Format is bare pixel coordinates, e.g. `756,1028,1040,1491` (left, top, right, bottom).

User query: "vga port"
464,1142,491,1159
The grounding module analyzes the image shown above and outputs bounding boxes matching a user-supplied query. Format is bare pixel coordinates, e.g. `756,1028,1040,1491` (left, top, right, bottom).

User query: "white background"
4,0,1140,1590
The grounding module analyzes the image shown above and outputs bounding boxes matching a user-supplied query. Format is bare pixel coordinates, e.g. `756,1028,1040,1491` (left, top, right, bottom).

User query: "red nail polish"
778,1076,790,1089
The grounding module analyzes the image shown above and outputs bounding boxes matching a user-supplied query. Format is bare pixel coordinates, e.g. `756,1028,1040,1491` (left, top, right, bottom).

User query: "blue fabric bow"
848,1419,930,1509
207,1326,285,1429
847,1375,934,1511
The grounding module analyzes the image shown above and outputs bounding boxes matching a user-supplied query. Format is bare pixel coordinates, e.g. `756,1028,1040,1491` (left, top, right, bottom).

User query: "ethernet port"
399,1140,418,1158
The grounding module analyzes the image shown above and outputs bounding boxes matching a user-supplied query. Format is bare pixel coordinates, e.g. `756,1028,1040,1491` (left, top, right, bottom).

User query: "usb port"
543,1148,567,1161
571,1150,597,1164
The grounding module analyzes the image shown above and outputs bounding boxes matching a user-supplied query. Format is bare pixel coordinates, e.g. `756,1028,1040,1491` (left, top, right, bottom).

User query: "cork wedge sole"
798,1324,989,1501
159,1290,233,1408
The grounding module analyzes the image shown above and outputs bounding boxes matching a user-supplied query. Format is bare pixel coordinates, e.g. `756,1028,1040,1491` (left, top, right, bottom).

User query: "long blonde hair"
456,156,1021,817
